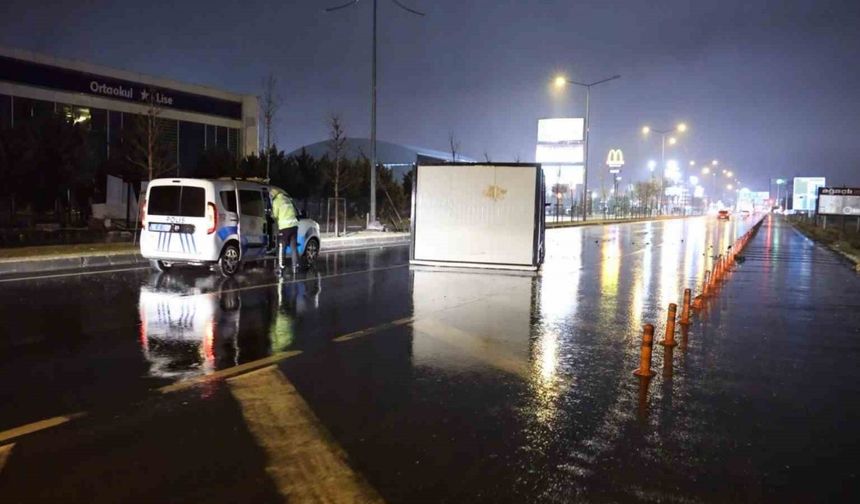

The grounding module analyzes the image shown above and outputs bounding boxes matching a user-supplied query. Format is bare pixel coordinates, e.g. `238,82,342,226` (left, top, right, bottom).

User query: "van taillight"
140,197,147,227
207,202,217,234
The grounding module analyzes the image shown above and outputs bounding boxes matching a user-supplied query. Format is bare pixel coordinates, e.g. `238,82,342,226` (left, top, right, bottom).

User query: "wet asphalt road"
1,215,859,503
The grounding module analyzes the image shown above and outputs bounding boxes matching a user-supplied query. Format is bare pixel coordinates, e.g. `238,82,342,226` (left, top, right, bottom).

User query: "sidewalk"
0,231,410,277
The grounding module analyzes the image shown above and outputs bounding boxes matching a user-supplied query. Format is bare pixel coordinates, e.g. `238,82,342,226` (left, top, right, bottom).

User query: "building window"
60,105,92,128
179,121,204,172
217,126,228,148
13,97,34,124
228,128,240,156
108,110,122,154
205,124,216,148
158,118,178,165
89,108,107,164
32,99,54,120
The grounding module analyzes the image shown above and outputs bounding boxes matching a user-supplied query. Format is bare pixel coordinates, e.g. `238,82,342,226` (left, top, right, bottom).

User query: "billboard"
792,177,826,212
817,187,860,216
535,144,584,164
537,118,584,143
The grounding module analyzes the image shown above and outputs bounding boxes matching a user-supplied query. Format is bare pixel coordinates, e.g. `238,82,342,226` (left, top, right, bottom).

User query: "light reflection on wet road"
1,215,859,502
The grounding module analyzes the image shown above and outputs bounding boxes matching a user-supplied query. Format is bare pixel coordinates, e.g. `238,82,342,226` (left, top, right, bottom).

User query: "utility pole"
554,75,621,222
326,0,424,228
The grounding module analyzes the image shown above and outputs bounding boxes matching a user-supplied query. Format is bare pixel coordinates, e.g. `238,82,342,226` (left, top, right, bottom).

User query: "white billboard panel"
535,143,585,164
542,165,584,187
537,118,584,143
818,187,860,215
412,164,543,269
792,177,826,212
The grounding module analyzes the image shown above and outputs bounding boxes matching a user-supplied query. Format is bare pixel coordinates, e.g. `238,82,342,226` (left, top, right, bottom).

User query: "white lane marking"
0,266,150,284
157,350,303,394
184,263,410,299
228,366,384,503
0,242,409,284
0,412,87,444
0,443,13,475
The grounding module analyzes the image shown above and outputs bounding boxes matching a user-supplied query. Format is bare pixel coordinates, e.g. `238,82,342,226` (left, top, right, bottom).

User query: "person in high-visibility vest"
270,187,299,274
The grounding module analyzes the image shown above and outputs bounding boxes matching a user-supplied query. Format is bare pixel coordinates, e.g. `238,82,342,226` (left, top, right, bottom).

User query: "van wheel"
303,238,320,269
216,243,242,277
151,260,172,272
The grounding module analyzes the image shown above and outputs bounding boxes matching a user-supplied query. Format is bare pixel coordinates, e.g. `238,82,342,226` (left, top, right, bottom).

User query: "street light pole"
583,85,591,222
325,0,424,228
555,74,620,222
641,125,684,214
370,0,378,225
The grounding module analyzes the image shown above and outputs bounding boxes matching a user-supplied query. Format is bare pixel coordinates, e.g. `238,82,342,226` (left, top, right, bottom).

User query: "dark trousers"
278,227,299,271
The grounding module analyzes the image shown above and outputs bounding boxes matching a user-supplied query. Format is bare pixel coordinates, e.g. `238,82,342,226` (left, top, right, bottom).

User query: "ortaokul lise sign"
88,80,174,106
0,55,241,119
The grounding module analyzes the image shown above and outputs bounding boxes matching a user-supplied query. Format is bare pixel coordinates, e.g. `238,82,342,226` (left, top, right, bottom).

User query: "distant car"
717,210,730,220
740,210,751,218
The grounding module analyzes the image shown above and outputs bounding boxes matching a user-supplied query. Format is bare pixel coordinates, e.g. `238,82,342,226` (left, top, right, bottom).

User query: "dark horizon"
1,0,859,189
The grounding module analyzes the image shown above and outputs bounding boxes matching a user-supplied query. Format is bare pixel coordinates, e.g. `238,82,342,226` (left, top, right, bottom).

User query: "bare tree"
125,87,175,182
261,73,281,180
327,114,348,200
327,114,356,236
448,131,461,162
483,150,491,163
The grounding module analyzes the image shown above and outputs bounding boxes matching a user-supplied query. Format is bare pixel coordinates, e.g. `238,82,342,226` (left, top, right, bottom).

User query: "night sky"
2,0,859,189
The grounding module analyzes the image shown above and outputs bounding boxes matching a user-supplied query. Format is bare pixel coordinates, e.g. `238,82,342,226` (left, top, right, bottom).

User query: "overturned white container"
410,163,545,271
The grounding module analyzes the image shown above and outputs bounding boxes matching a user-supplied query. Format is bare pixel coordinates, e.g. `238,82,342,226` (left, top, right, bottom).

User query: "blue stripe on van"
217,226,238,241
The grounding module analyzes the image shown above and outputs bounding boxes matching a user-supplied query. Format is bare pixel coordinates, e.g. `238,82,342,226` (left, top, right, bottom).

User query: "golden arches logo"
606,149,625,168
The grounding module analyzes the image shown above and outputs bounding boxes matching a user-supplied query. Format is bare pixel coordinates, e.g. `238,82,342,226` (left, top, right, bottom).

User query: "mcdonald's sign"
606,149,625,168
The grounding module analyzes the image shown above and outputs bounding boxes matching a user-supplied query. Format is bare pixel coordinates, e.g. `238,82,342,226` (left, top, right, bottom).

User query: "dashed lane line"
228,366,385,503
157,350,303,394
332,317,414,342
0,413,87,444
0,443,13,476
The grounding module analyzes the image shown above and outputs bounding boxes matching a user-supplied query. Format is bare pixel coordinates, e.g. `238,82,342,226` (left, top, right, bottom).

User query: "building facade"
0,46,258,221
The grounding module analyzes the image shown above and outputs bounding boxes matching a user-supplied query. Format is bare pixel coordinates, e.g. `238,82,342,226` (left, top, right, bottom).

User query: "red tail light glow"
140,197,147,227
207,202,217,234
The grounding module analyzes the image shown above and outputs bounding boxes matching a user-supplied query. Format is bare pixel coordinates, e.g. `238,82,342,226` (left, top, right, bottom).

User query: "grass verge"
790,217,860,271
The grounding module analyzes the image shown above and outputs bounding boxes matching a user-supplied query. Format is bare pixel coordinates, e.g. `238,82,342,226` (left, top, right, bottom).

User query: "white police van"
140,178,320,276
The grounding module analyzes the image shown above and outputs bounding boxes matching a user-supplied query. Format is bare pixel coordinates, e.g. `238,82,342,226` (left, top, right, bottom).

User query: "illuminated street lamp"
641,121,689,213
554,73,621,221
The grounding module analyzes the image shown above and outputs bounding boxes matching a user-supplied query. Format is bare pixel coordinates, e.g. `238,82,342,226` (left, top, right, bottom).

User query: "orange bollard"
633,324,657,377
660,303,678,347
703,270,711,295
680,288,692,325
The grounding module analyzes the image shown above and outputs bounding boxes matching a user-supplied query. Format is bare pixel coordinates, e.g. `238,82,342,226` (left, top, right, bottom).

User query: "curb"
546,215,693,229
0,234,411,278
